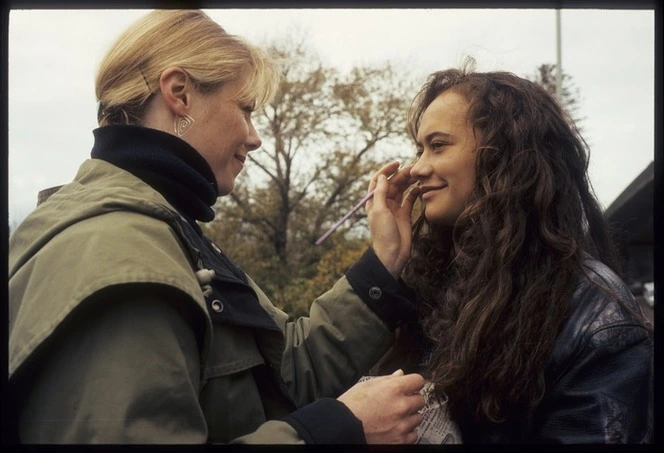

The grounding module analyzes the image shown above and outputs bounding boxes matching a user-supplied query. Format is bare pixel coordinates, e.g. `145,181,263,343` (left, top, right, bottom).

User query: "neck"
90,124,219,226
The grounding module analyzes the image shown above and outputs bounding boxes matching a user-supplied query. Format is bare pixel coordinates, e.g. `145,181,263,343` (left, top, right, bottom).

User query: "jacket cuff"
345,247,417,329
281,398,366,444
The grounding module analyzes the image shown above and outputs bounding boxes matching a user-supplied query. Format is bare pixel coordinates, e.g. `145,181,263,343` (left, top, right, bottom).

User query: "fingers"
406,392,427,414
397,373,426,395
386,373,427,413
403,411,425,432
388,164,417,193
392,391,426,444
400,183,421,211
385,166,416,205
387,411,424,445
341,372,429,445
369,174,389,212
368,161,401,193
403,429,419,444
367,162,400,212
368,162,414,195
401,412,425,444
368,162,418,210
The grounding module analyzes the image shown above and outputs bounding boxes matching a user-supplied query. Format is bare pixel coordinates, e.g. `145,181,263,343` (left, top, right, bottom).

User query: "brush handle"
314,188,377,245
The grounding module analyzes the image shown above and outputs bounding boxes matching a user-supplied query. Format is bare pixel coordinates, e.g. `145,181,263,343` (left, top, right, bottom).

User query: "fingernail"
392,369,404,376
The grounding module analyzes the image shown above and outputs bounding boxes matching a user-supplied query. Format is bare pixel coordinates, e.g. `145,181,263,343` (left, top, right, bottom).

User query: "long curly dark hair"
402,62,623,423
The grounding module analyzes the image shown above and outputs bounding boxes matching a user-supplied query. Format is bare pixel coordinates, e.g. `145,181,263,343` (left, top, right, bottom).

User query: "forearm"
234,398,365,444
280,248,417,405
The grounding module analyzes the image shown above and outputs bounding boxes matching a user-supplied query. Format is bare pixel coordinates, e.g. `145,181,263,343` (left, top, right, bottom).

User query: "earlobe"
159,67,191,116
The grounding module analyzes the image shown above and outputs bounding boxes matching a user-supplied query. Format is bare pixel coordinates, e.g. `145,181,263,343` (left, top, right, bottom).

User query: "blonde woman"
8,10,425,444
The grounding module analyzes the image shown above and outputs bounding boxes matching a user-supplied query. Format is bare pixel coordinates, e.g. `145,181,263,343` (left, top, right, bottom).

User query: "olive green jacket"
8,159,412,444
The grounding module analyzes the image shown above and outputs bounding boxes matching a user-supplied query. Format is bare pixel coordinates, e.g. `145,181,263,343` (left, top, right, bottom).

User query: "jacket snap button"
211,300,224,312
369,286,382,300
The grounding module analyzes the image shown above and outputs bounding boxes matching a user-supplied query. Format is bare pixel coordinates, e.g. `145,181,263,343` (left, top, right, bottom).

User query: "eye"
431,141,448,150
237,99,256,116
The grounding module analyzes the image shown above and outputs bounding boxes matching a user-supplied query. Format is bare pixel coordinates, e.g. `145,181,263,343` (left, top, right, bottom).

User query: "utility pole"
556,9,563,101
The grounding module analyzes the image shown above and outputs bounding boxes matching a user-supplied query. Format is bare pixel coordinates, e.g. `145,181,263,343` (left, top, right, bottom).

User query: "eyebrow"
415,131,454,147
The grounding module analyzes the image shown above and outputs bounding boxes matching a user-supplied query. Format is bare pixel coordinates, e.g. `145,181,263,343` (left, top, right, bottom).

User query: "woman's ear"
159,67,192,116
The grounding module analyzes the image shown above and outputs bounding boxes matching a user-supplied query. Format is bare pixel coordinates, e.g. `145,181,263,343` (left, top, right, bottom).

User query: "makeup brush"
315,173,396,246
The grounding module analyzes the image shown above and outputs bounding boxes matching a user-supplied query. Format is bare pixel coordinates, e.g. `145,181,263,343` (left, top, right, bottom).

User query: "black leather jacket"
459,254,653,443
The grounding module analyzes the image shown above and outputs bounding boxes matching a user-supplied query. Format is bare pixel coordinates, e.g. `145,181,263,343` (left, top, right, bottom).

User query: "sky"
6,8,655,228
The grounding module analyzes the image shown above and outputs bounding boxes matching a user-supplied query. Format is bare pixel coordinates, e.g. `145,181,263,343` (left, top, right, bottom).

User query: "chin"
424,208,443,224
424,210,457,227
217,182,234,196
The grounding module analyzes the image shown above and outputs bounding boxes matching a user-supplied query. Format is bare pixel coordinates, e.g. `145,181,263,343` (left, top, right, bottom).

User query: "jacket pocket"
202,323,265,380
199,324,267,443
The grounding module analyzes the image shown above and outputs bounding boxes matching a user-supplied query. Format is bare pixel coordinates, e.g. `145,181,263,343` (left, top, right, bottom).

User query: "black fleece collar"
91,125,218,224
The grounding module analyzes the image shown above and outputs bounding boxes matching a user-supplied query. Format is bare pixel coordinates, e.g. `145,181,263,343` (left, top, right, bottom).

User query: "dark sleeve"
16,284,209,444
282,398,366,444
345,247,417,329
533,325,653,443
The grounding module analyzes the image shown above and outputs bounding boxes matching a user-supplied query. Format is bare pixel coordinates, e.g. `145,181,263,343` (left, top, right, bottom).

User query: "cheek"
462,168,477,196
440,160,475,207
458,151,477,192
227,114,248,137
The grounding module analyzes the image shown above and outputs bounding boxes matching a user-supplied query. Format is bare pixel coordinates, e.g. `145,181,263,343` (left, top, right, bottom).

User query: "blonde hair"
96,9,280,126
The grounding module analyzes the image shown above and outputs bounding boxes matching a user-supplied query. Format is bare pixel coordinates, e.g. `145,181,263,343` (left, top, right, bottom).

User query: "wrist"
345,248,417,329
372,247,401,279
383,261,402,280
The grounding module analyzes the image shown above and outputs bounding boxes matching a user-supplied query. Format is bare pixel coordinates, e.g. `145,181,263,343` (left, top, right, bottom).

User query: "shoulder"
9,209,208,379
13,206,206,310
576,256,648,331
548,255,651,373
46,209,195,282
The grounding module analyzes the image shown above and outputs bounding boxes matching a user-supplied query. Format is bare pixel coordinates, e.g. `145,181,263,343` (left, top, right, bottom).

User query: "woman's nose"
410,155,430,178
246,121,262,152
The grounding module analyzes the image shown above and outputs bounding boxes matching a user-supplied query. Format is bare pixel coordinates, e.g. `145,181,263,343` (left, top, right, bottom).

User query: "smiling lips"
419,185,446,200
234,153,247,164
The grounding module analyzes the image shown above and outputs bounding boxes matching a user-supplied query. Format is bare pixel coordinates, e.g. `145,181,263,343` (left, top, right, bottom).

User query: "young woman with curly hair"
376,60,653,444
